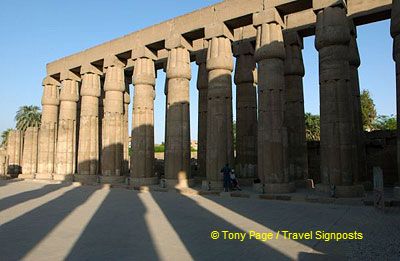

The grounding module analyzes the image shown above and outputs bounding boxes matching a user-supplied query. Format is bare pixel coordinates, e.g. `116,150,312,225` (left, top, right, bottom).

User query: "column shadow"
0,185,97,260
66,188,158,260
150,191,291,260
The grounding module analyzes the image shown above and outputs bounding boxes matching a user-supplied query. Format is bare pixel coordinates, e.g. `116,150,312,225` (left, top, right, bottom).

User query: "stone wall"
307,130,397,186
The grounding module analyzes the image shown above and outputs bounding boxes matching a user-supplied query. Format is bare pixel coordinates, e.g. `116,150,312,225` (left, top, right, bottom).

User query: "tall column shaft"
165,47,191,187
123,82,130,175
55,79,79,180
130,57,156,185
196,51,208,178
233,41,257,178
349,21,366,183
37,78,59,178
391,0,400,184
22,127,39,177
206,36,234,185
6,130,23,175
255,22,292,192
101,62,125,179
77,71,101,177
315,6,353,186
283,32,308,182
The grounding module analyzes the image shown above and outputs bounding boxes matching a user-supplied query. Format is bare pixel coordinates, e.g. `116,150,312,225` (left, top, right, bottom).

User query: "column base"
74,174,99,184
315,184,365,198
294,179,315,189
264,182,296,194
99,175,126,184
128,177,159,187
18,173,35,180
53,174,74,182
206,180,223,191
165,178,195,189
35,173,53,180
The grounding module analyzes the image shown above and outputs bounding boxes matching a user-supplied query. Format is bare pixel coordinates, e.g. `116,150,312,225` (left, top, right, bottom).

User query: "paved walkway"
0,180,399,260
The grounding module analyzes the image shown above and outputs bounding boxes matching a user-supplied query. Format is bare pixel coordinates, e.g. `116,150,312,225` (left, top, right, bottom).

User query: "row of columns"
4,2,399,195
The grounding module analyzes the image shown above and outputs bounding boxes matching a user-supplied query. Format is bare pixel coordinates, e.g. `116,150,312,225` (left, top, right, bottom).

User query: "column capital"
206,36,233,72
60,79,79,102
166,47,191,80
315,6,350,51
204,23,233,41
283,31,303,49
253,8,284,28
255,23,285,61
42,77,60,106
232,40,254,57
132,57,156,86
81,63,103,76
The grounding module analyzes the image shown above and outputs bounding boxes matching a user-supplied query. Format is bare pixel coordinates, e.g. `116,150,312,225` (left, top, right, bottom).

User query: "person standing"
220,163,231,192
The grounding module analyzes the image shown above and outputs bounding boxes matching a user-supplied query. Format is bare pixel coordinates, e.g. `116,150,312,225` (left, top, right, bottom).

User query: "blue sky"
0,0,396,144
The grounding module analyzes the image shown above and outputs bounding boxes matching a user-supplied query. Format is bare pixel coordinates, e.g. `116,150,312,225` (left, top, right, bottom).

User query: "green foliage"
305,113,320,141
373,115,397,130
360,90,377,131
154,144,165,153
1,128,13,148
15,105,41,132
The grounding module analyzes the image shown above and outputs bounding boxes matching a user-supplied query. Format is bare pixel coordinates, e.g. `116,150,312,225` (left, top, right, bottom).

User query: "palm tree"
15,105,41,132
1,128,13,148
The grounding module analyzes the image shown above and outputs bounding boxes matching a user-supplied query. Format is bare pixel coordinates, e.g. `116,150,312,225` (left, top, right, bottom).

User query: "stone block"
53,174,74,182
35,173,53,180
264,182,296,194
165,34,192,50
74,174,99,184
204,23,234,40
313,0,347,12
253,8,284,27
129,177,159,187
18,174,35,180
99,175,126,184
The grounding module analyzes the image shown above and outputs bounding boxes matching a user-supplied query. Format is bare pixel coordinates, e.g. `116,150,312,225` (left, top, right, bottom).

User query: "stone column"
130,56,157,186
349,21,367,184
205,25,234,189
254,9,293,193
6,130,23,176
164,43,192,188
100,58,126,184
196,50,208,179
233,40,257,179
314,5,363,197
0,148,7,176
76,65,102,183
36,76,60,180
283,31,309,184
55,73,80,181
123,79,131,176
391,0,400,184
21,127,39,179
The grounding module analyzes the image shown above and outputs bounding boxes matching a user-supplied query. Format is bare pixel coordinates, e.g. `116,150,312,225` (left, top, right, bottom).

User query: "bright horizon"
0,0,396,144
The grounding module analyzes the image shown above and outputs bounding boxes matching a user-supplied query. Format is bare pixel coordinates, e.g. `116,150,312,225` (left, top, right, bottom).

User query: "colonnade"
3,1,399,197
